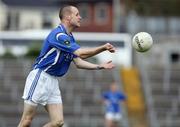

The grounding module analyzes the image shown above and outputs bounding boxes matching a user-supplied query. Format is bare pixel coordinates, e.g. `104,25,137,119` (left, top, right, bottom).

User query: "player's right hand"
99,60,115,69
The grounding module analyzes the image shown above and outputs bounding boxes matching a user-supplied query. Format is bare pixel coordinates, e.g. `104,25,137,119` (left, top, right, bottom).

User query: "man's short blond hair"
59,6,75,20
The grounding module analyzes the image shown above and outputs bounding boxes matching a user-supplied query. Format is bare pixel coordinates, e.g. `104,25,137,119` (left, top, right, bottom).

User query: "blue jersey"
33,24,80,76
102,91,126,113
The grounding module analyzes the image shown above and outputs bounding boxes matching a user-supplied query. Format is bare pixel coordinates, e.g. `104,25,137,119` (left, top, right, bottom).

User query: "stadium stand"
0,34,179,127
121,67,147,127
136,42,180,127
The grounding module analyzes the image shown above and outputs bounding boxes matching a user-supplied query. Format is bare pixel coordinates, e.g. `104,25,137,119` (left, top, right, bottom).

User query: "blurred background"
0,0,180,127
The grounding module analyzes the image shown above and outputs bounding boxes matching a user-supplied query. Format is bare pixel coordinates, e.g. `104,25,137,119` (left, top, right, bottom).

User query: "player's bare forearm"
73,57,115,70
74,46,105,59
73,58,99,70
74,43,115,59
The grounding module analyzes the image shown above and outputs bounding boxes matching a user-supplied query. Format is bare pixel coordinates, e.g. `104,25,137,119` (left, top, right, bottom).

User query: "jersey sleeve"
102,92,108,99
118,92,126,100
49,33,80,53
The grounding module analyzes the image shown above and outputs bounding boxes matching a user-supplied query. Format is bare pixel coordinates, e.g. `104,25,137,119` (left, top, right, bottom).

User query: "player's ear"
67,15,71,21
63,15,71,22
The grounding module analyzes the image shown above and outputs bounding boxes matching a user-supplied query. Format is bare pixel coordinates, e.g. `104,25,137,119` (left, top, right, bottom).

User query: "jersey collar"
58,24,73,36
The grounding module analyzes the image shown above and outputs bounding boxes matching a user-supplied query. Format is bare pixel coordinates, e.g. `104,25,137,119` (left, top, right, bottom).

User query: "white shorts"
105,112,122,121
22,69,62,106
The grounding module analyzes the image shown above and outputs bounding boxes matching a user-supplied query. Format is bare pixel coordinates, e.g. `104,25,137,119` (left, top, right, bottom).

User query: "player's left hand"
104,43,116,53
98,61,115,69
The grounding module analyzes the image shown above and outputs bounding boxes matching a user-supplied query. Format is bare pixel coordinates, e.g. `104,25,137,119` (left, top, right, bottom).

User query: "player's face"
111,83,118,92
69,7,82,28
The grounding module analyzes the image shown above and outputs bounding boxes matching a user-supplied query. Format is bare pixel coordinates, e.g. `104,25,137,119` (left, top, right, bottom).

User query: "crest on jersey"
64,41,70,47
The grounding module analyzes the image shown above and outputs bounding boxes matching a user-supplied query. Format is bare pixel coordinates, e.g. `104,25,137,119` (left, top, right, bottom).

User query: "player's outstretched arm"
73,57,115,70
74,43,115,59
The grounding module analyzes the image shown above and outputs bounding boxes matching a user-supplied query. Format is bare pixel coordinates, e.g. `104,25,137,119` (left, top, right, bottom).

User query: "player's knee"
21,116,33,127
53,119,64,127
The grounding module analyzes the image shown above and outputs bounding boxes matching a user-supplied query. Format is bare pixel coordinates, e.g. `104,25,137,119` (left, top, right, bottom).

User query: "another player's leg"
105,113,114,127
17,102,37,127
105,119,114,127
113,113,121,127
43,103,64,127
113,121,119,127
